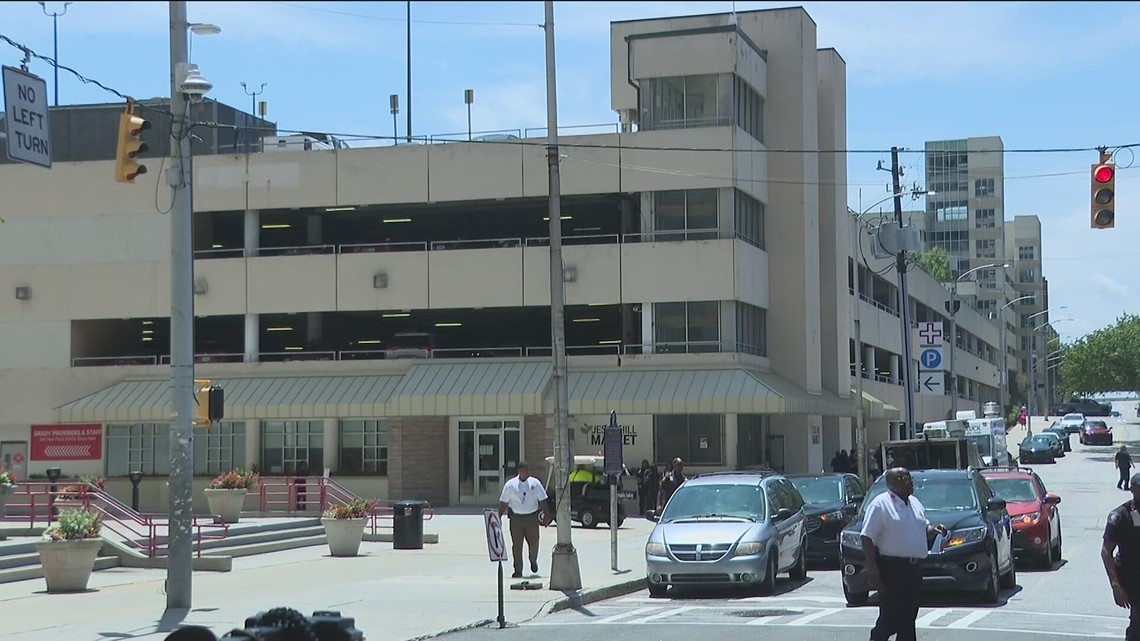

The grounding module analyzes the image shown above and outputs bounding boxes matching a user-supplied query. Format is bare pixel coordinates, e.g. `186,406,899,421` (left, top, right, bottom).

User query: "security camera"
177,63,213,103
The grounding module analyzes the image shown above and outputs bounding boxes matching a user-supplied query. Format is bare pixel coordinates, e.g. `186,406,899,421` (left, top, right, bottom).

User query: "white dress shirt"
500,476,548,515
860,490,931,559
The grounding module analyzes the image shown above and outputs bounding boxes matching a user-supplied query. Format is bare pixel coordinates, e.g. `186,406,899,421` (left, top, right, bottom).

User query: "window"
261,420,324,474
653,189,718,240
736,302,767,356
933,200,968,222
653,415,725,465
106,423,169,477
976,299,996,313
194,421,246,476
978,269,997,290
974,178,995,198
642,74,726,130
733,75,763,142
1018,245,1035,260
974,209,996,228
339,419,389,475
1018,268,1036,283
734,190,765,249
975,239,996,258
654,301,720,353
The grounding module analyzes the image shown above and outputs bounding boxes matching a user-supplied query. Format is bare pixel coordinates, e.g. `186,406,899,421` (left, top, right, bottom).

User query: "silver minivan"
644,471,807,596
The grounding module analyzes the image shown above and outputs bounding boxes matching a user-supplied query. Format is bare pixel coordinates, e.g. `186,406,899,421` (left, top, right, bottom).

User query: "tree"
914,247,952,282
1059,314,1140,396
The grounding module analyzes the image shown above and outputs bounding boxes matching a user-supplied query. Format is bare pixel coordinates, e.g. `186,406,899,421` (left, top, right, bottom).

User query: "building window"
654,301,720,353
974,209,995,228
106,423,169,477
736,302,767,356
1018,267,1036,283
642,74,727,130
977,269,997,290
933,200,968,222
261,420,324,474
653,189,718,240
339,419,388,475
975,239,996,258
734,190,764,249
733,75,763,143
1018,245,1035,260
975,299,996,313
974,178,995,198
194,421,246,476
654,415,724,465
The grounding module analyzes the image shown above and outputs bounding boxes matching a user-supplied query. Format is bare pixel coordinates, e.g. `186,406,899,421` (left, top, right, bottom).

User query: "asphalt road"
440,417,1140,641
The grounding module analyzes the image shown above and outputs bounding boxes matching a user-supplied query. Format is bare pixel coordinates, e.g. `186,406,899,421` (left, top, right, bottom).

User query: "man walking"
860,468,947,641
1102,472,1140,641
1117,446,1134,491
498,461,549,579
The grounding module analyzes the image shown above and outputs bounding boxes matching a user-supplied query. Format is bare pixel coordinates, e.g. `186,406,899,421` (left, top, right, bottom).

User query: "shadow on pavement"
656,576,814,599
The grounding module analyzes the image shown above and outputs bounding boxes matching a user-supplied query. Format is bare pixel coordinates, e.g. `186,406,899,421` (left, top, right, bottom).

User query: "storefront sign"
30,424,103,461
572,414,652,465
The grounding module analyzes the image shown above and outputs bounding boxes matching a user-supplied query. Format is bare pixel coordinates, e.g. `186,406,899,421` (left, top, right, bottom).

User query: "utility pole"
948,282,959,419
890,147,917,439
543,0,581,592
167,0,196,609
405,0,412,143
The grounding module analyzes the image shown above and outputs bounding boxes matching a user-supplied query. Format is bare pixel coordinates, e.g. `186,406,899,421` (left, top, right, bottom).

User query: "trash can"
392,500,427,550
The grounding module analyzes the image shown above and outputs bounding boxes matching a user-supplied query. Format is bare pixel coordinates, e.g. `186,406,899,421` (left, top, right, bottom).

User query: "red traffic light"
1095,164,1114,183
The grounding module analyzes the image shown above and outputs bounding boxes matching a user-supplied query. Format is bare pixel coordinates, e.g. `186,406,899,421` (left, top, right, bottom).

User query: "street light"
947,262,1008,417
240,81,267,152
38,1,72,106
187,22,221,62
1026,310,1070,436
991,294,1041,418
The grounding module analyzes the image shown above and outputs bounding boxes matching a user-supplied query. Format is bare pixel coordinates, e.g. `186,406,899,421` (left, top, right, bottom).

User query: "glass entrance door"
458,419,523,504
476,430,502,503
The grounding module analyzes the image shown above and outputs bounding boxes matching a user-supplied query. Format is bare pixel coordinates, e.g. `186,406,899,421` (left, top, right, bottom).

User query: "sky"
2,0,1138,342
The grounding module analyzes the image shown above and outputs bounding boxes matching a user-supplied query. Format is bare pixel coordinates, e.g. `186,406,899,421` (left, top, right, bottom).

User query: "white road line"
745,611,805,625
915,608,953,627
524,621,1123,636
786,608,845,626
590,606,661,624
947,609,990,629
625,606,698,624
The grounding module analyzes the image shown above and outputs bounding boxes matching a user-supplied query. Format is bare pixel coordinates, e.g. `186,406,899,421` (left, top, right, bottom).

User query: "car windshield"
660,483,766,522
987,478,1040,503
1063,414,1083,421
1039,433,1059,442
967,435,993,457
1029,436,1053,445
1088,421,1108,429
790,477,843,505
863,477,978,512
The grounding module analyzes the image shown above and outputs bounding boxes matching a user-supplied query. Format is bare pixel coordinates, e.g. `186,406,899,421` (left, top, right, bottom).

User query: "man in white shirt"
860,468,947,641
499,462,550,578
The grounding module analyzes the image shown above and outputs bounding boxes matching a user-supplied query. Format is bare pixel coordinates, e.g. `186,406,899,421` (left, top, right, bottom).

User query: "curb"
546,577,646,613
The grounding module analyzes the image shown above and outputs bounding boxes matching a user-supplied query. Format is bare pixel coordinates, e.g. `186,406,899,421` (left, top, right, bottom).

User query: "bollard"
46,467,62,519
128,470,143,511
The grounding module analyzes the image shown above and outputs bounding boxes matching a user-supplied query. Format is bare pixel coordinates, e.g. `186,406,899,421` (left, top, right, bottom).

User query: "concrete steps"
0,538,120,585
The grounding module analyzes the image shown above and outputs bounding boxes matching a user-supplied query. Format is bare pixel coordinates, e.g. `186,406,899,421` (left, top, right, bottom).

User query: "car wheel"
579,509,598,528
1000,555,1017,589
982,553,1000,604
843,581,869,606
647,579,668,597
614,515,625,528
1055,530,1063,560
1040,534,1055,569
760,555,778,595
789,541,808,581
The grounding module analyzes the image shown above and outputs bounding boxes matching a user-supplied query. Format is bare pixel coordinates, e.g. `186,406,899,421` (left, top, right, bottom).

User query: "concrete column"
244,209,260,364
306,213,323,246
243,209,260,257
641,303,654,354
864,346,876,380
244,419,260,470
307,313,324,347
323,418,338,473
889,353,900,384
244,314,259,363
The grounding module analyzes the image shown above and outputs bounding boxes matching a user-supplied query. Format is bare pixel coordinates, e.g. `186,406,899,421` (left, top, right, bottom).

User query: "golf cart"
541,455,627,528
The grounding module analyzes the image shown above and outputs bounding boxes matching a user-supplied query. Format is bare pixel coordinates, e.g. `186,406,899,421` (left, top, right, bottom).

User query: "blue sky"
4,1,1139,342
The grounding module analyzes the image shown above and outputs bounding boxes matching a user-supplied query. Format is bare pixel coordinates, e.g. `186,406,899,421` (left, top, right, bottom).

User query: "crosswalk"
527,594,1128,637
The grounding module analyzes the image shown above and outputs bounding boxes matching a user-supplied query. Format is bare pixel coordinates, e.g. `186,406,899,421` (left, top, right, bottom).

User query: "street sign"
483,508,507,562
2,66,52,169
916,321,944,346
919,347,944,370
919,371,945,395
603,410,623,480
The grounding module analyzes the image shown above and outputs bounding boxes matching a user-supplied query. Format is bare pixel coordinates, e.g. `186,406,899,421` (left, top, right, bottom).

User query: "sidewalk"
0,514,652,641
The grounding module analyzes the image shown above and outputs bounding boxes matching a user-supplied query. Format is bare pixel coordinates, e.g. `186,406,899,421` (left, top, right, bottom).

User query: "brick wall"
388,416,450,506
523,414,554,471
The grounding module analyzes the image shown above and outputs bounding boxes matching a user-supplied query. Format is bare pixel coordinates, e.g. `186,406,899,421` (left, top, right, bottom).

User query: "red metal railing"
2,480,228,558
257,476,434,535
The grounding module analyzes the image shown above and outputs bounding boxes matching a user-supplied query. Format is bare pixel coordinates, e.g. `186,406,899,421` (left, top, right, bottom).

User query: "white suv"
1059,413,1085,434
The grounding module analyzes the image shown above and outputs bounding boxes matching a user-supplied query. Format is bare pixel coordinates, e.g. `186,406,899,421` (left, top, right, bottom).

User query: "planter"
322,517,366,557
0,486,11,519
204,488,248,523
53,499,85,512
35,538,104,592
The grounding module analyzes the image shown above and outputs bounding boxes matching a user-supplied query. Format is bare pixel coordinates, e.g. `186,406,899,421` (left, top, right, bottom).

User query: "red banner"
30,424,103,461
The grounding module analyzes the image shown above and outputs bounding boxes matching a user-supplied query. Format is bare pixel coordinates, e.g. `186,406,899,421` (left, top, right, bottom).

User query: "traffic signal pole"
891,147,918,438
167,0,196,609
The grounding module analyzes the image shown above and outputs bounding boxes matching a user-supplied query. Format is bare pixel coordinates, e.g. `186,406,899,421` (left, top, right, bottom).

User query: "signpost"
3,66,52,169
915,322,946,399
604,410,622,571
483,509,508,629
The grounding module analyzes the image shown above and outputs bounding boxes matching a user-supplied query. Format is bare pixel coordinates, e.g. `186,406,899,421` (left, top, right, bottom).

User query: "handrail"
258,476,434,535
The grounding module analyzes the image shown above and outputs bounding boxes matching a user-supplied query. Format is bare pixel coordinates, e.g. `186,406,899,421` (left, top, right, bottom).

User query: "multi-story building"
0,7,881,510
1006,215,1052,412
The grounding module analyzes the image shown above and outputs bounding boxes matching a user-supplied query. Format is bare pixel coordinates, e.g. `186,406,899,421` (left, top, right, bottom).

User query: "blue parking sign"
920,348,943,370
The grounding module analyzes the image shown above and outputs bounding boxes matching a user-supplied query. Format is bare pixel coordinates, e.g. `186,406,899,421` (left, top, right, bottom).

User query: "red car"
981,467,1062,569
1080,420,1114,446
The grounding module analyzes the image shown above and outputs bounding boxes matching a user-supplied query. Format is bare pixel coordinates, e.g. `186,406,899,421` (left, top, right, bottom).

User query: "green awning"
386,361,552,416
856,389,902,421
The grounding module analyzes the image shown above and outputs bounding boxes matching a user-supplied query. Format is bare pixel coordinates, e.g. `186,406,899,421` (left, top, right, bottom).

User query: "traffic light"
1091,162,1116,229
193,379,225,428
114,107,150,183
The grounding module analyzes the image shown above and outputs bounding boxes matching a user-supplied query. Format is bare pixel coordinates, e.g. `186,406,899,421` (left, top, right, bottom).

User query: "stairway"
0,537,120,585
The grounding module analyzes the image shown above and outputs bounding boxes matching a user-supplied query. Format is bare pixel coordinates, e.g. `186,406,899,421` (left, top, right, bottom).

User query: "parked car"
1080,420,1114,446
1052,400,1111,417
644,471,808,596
1036,432,1065,458
1018,435,1057,464
1058,413,1086,434
1042,424,1072,452
981,467,1063,569
839,468,1016,605
384,331,435,359
787,473,866,566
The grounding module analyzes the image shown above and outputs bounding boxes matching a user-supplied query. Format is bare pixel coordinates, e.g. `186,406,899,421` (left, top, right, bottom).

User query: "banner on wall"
30,424,103,461
571,414,653,465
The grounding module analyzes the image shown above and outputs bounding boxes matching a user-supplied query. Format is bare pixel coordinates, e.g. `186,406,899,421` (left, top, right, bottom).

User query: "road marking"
786,608,844,626
524,621,1122,636
590,606,660,624
915,608,953,627
947,609,990,629
625,606,697,624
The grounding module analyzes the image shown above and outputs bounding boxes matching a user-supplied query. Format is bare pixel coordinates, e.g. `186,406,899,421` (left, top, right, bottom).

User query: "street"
440,417,1139,641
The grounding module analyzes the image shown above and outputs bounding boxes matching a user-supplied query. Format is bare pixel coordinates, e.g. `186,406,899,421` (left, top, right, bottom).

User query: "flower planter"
0,485,11,519
204,488,248,523
322,517,366,557
36,538,104,592
53,499,85,512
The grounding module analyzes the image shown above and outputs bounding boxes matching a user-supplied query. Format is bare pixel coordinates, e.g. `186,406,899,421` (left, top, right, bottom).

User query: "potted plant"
56,475,105,509
0,470,15,519
321,498,376,557
36,508,104,592
204,469,258,523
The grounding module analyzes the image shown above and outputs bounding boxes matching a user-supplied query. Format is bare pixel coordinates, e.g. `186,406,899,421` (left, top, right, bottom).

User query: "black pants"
1125,578,1139,641
871,555,924,641
1119,469,1131,490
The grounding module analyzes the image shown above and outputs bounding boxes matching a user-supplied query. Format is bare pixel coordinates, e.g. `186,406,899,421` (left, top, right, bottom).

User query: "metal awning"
54,375,404,423
386,361,551,416
856,389,902,421
565,368,856,417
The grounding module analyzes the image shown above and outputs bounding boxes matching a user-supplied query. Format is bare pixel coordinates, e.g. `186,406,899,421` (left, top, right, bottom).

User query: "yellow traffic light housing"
193,378,225,428
1091,162,1116,229
114,104,150,183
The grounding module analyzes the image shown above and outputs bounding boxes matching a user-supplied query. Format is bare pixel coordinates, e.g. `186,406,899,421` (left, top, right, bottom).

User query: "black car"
1019,435,1057,464
1051,399,1112,417
1041,426,1071,452
839,468,1016,605
788,473,866,566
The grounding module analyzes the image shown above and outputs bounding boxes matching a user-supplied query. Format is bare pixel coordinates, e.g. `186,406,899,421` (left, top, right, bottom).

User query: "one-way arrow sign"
919,371,945,396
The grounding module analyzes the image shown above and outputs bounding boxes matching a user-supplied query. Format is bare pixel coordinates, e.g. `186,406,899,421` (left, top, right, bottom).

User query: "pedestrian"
1101,472,1140,640
831,451,843,473
498,461,550,579
637,459,659,516
294,460,309,511
1117,446,1134,491
859,467,947,641
658,457,686,509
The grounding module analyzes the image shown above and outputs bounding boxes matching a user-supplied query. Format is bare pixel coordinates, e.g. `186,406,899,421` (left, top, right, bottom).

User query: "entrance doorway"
458,419,522,504
0,441,27,480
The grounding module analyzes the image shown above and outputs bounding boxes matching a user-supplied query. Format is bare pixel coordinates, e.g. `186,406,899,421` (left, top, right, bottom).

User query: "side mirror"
987,498,1007,512
850,495,865,505
775,507,794,521
1044,493,1061,505
645,509,659,522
